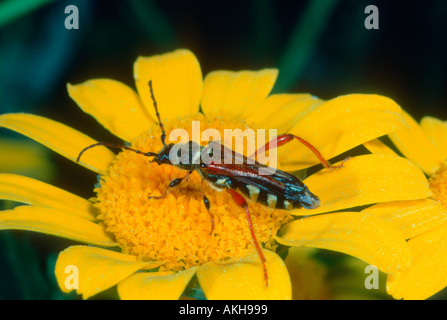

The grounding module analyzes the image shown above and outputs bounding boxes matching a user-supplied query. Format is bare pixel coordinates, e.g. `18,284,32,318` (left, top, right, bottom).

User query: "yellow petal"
0,174,95,220
363,138,398,156
246,93,324,133
196,249,291,300
292,154,432,216
420,116,447,161
134,49,202,121
0,113,115,174
276,212,410,274
246,94,301,128
277,94,407,171
118,267,197,300
201,69,278,119
67,79,153,142
0,205,115,246
387,224,447,300
54,245,152,299
388,111,444,175
362,199,447,239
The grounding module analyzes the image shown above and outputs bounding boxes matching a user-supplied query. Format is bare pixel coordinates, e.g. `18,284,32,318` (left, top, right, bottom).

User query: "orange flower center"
94,113,293,271
429,161,447,206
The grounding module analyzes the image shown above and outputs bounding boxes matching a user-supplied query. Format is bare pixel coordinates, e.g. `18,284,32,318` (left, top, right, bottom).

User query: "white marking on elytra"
267,194,277,208
247,185,260,202
283,200,293,210
216,178,227,186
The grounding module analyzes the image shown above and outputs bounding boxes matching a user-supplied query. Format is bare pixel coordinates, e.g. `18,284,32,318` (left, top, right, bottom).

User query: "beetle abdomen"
236,183,298,210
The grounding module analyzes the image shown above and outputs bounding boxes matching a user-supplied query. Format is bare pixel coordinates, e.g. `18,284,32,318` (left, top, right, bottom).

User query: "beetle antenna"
148,80,167,147
76,142,157,163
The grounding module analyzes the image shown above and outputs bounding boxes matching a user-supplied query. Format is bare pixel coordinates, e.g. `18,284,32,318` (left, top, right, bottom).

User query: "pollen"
429,161,447,207
94,113,293,271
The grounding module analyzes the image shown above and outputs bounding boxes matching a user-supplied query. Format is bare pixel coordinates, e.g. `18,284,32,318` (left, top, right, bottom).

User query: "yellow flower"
0,49,432,300
364,113,447,299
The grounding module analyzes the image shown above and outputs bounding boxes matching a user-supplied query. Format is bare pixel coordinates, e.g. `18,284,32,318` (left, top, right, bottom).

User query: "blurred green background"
0,0,446,299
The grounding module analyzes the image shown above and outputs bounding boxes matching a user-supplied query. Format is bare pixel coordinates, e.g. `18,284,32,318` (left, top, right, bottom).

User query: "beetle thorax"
170,141,202,170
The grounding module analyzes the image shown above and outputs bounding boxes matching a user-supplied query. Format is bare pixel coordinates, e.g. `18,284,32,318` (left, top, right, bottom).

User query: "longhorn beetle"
77,80,346,287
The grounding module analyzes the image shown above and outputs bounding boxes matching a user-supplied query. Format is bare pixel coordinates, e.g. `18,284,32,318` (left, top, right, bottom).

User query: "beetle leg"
252,133,348,169
201,180,215,235
149,170,193,200
227,189,268,287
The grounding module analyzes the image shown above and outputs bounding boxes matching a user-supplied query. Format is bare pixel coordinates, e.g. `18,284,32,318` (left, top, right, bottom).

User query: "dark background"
0,0,446,299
